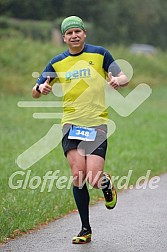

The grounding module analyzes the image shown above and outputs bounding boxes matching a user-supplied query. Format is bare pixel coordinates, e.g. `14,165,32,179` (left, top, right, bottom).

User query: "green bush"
0,16,54,41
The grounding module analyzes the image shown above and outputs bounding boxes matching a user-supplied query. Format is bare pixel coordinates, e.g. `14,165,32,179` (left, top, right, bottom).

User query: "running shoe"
72,227,92,244
102,173,117,210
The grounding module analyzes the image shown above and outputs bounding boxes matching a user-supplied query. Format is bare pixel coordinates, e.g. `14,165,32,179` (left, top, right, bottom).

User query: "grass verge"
0,85,167,242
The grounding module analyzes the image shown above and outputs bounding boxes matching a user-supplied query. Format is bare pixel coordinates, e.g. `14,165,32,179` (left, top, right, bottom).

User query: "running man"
32,16,129,244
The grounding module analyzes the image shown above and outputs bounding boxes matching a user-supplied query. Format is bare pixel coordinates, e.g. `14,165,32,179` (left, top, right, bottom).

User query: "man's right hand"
38,76,52,95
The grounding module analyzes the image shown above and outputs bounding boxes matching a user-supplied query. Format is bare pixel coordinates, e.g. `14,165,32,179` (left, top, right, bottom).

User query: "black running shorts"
62,124,108,159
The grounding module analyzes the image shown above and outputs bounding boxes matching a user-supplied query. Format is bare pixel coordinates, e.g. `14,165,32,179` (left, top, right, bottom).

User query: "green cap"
61,16,85,34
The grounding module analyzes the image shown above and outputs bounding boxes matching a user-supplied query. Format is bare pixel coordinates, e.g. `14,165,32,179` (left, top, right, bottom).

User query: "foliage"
0,0,167,49
0,16,54,41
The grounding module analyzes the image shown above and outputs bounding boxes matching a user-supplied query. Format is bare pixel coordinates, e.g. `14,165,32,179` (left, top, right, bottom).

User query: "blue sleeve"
37,62,57,85
103,49,121,76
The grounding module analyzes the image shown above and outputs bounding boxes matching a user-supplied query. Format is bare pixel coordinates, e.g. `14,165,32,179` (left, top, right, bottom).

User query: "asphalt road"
1,173,167,252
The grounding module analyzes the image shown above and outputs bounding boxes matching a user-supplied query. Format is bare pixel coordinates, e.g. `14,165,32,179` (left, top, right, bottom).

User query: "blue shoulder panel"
37,51,70,84
84,44,121,76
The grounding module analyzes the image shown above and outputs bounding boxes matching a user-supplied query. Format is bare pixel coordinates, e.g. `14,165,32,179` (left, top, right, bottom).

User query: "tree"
0,0,166,49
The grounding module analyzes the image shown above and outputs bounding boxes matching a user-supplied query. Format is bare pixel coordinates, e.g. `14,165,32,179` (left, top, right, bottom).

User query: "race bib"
68,126,97,141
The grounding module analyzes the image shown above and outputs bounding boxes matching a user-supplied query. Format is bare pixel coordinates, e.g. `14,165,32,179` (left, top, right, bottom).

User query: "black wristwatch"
36,84,41,93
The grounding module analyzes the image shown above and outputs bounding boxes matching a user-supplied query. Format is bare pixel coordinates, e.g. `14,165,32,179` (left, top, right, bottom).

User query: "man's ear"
63,35,66,43
84,30,87,38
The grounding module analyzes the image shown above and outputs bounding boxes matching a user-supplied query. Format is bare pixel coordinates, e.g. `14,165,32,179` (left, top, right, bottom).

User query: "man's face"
63,28,86,52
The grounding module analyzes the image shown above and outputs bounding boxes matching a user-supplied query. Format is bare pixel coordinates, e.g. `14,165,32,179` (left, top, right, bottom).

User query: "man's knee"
72,169,85,180
71,169,86,187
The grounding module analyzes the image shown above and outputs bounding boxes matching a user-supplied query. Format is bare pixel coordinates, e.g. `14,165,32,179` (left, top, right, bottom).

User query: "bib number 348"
68,126,97,141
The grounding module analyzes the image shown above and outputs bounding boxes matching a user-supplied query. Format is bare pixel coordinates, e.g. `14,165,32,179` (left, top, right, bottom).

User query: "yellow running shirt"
37,44,120,127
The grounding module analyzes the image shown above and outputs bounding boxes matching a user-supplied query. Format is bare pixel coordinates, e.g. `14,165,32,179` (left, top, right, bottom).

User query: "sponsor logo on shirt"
65,68,91,80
